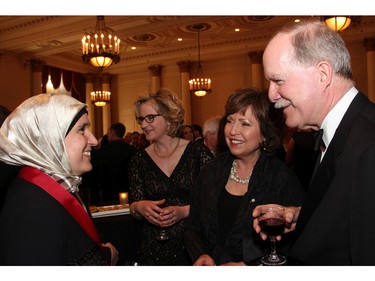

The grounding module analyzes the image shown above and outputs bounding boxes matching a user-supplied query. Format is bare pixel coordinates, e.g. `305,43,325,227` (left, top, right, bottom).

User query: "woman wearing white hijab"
0,93,118,265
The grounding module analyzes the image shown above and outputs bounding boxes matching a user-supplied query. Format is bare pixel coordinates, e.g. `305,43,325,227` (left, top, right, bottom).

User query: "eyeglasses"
136,114,161,125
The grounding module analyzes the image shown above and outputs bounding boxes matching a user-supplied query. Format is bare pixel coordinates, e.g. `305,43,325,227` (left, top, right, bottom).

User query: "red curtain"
41,66,49,93
49,66,61,89
62,69,72,92
41,65,85,103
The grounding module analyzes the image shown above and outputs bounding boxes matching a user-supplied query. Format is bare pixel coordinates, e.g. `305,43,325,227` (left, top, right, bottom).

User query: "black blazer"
185,152,305,265
290,92,375,265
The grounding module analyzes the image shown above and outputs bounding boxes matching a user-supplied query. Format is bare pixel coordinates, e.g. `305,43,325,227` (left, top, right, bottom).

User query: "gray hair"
203,116,221,136
277,20,353,80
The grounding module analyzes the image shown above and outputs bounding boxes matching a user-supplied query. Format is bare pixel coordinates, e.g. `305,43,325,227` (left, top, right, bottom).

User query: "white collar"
321,87,358,151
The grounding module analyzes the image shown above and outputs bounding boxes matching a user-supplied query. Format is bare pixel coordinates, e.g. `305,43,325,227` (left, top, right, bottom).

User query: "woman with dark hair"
128,88,213,265
184,87,304,265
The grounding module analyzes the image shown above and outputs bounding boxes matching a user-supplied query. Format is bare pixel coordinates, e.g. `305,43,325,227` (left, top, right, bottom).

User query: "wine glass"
258,205,286,265
155,203,169,241
156,228,169,241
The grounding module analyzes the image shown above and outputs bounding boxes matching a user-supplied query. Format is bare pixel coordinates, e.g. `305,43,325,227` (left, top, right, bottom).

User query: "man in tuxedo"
253,20,375,265
192,124,203,143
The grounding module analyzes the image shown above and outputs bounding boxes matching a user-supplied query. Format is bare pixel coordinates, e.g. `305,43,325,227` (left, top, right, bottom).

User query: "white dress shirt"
320,87,358,160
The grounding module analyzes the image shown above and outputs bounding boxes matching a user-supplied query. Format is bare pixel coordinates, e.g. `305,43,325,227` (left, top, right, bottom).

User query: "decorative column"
102,73,112,136
31,59,44,95
248,51,263,90
148,64,162,93
177,61,192,125
364,37,375,103
84,73,96,137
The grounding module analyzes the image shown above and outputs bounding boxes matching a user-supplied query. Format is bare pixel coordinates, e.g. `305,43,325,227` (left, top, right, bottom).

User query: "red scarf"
18,166,102,248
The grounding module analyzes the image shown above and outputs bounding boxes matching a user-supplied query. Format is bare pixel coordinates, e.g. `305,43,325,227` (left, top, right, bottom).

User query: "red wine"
259,218,285,236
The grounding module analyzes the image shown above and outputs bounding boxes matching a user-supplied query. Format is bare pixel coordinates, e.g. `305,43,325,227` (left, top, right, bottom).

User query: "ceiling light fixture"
189,23,212,97
323,16,352,32
90,73,111,107
82,16,121,68
91,90,111,107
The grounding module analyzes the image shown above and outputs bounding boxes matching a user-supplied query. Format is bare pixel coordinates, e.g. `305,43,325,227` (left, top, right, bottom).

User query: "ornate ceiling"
1,16,375,74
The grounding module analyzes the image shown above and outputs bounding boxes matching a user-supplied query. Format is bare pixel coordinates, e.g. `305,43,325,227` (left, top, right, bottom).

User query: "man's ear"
317,61,332,89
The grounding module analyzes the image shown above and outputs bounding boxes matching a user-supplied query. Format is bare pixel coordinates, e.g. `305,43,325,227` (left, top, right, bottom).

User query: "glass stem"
269,236,277,256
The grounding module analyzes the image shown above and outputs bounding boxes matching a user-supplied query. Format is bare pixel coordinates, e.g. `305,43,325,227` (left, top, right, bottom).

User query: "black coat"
0,178,107,265
84,140,137,204
184,151,305,265
290,92,375,265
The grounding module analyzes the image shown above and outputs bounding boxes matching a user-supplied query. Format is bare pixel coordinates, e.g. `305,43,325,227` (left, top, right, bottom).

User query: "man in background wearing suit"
87,122,137,205
253,20,375,265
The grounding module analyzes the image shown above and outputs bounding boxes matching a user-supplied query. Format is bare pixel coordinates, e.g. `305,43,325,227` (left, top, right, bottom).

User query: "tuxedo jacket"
290,92,375,265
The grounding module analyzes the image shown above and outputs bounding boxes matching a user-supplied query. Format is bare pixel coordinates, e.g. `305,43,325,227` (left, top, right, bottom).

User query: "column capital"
248,51,263,64
177,61,192,73
148,64,163,76
30,59,44,72
363,37,375,52
84,73,95,84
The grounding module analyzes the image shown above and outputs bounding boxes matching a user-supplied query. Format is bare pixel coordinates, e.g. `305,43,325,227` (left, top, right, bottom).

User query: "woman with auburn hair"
184,88,304,265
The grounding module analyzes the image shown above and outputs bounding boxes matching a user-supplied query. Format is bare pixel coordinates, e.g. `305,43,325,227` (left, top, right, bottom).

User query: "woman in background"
180,124,195,142
129,88,213,265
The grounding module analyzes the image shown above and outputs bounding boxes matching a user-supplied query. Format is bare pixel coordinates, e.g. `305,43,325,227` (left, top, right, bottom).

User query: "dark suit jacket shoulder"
291,92,375,265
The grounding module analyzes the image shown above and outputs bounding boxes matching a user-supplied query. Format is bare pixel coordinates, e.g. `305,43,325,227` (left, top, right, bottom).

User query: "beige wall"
0,39,372,138
348,41,368,95
0,54,33,111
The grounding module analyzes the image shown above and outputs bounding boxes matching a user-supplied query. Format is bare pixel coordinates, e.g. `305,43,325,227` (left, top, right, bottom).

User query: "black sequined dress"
128,141,213,265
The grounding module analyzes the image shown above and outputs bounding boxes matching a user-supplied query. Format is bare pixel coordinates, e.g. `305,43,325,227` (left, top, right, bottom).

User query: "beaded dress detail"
129,141,213,265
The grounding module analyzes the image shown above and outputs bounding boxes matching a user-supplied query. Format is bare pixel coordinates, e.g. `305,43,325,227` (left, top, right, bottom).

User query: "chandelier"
91,90,111,107
323,16,352,32
82,16,121,68
90,73,111,107
189,24,212,97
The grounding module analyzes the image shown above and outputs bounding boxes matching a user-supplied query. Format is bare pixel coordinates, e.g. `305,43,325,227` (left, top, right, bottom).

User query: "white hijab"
0,93,88,193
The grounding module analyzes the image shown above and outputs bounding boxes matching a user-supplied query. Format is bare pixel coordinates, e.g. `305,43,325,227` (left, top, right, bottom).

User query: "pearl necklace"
229,160,252,184
153,138,180,158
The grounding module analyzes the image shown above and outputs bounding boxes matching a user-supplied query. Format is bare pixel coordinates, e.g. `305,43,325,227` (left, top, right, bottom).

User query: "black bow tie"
313,129,326,152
